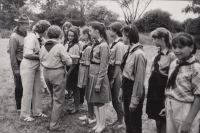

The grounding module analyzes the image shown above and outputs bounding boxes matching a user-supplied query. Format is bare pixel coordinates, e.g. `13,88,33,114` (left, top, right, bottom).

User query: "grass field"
0,39,159,133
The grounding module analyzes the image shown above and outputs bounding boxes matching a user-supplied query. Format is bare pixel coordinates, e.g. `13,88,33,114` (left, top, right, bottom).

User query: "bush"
194,35,200,49
37,6,85,27
0,29,13,38
135,9,185,33
85,6,119,27
141,9,172,32
170,19,184,33
135,18,145,32
184,17,200,35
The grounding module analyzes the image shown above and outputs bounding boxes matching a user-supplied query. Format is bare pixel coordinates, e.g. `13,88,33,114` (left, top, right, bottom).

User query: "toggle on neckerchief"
90,39,103,60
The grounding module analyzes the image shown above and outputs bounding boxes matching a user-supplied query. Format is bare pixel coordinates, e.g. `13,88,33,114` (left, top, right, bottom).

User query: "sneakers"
79,115,87,120
88,118,96,124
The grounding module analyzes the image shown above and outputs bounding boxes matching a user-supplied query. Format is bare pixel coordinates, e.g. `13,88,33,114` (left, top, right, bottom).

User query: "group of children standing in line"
8,14,200,133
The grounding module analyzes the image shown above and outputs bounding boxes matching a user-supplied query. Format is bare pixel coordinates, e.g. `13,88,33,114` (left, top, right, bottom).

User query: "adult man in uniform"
8,14,33,111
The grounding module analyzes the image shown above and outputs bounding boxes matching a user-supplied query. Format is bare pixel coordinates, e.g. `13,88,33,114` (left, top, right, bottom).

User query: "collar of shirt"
113,37,121,43
161,48,169,55
46,39,59,44
129,43,143,53
97,38,103,43
177,55,196,64
35,32,40,39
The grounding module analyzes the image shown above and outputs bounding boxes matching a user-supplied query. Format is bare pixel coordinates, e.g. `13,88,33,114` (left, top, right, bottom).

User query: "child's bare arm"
181,95,200,133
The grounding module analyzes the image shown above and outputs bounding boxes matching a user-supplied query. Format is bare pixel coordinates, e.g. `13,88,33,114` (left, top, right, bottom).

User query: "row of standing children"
9,14,200,133
60,21,147,133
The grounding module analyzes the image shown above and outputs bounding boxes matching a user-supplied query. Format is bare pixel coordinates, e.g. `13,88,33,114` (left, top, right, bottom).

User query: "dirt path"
0,39,158,133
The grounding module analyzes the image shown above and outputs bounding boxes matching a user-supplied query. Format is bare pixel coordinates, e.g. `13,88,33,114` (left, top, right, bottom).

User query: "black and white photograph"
0,0,200,133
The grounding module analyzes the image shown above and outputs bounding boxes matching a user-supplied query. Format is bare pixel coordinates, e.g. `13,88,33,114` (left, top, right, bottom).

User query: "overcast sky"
97,1,199,22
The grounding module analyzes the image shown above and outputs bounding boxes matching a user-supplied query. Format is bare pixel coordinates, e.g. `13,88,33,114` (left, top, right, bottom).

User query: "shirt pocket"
93,47,100,59
177,71,191,85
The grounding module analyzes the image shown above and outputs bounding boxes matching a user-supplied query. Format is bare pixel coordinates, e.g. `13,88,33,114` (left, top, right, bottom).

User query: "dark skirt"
146,71,168,120
66,64,79,86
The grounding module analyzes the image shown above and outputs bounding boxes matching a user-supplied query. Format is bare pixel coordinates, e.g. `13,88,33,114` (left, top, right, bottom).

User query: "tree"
140,9,172,32
182,0,200,36
183,17,200,35
25,0,96,17
0,0,26,29
182,0,200,15
85,6,119,26
114,0,152,24
24,0,97,27
64,0,97,17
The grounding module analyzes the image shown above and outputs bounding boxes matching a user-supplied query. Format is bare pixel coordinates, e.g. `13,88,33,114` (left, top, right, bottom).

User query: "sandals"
23,116,35,122
35,113,48,117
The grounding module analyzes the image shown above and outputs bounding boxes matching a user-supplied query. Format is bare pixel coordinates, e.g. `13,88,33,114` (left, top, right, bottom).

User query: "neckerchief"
44,40,58,52
166,58,199,89
67,42,76,52
90,39,103,60
110,38,123,50
80,41,92,59
15,26,27,37
120,45,143,71
153,50,169,72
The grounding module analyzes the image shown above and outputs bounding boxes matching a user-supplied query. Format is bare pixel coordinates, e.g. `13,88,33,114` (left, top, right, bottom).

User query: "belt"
44,66,64,70
91,61,100,65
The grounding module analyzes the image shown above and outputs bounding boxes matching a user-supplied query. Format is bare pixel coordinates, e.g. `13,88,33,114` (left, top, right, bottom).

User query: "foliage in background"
0,29,13,38
182,0,200,15
37,6,85,27
85,6,119,26
136,9,172,32
0,0,26,30
184,17,200,35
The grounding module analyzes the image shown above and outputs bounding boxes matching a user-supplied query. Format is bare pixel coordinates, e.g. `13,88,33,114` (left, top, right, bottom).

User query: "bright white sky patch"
97,1,199,22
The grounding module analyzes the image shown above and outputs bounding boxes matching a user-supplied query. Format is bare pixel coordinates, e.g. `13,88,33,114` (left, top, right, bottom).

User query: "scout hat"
14,14,34,23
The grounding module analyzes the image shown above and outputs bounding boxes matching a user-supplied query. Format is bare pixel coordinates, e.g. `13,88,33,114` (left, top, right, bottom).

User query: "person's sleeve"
131,53,147,108
95,44,110,89
84,47,91,66
9,36,19,71
71,45,80,64
24,36,35,55
192,65,200,95
59,45,72,66
115,44,123,65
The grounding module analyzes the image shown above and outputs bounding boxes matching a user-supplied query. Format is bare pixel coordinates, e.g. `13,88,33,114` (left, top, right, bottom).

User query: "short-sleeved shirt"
151,48,176,76
40,39,72,68
79,43,92,66
165,55,200,103
64,42,80,64
22,32,40,70
109,38,126,66
78,41,85,52
122,43,147,106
